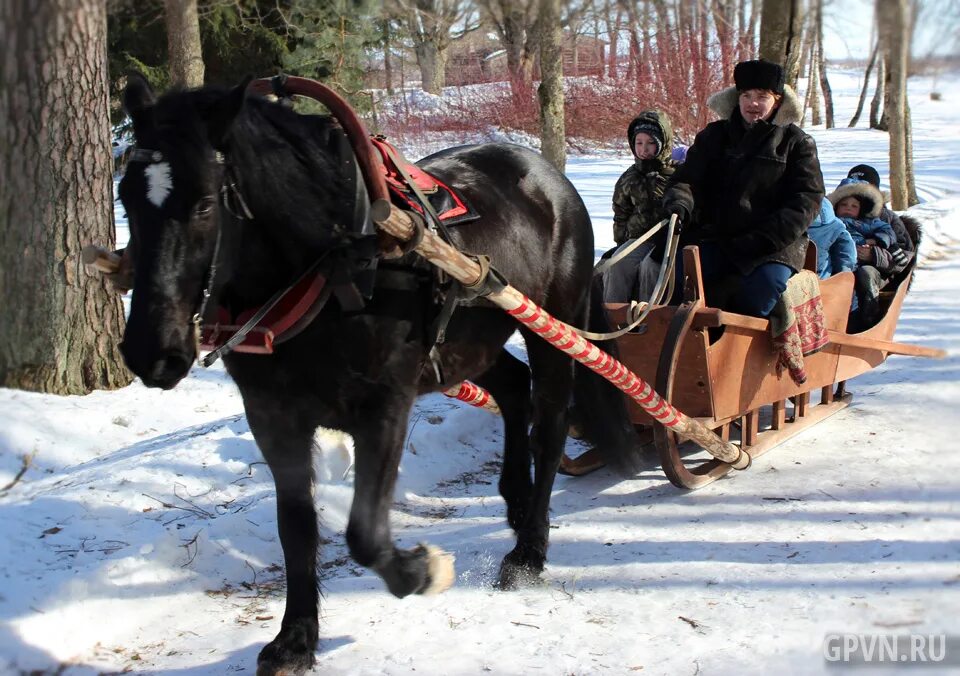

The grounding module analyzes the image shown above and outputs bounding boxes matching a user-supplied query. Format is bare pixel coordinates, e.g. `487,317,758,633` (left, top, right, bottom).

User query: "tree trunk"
383,21,394,94
711,0,733,81
815,0,834,128
904,101,919,205
624,1,639,82
538,0,565,172
849,41,878,127
869,54,885,129
164,0,204,88
877,0,910,210
414,39,446,95
605,0,619,79
759,0,803,89
0,0,131,394
748,0,760,59
808,42,821,126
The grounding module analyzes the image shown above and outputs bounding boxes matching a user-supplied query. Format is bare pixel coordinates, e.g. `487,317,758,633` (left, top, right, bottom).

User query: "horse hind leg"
474,348,533,532
497,330,574,589
345,404,455,598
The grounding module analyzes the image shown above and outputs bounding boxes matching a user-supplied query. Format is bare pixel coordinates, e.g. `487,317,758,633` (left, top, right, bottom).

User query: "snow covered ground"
1,72,959,675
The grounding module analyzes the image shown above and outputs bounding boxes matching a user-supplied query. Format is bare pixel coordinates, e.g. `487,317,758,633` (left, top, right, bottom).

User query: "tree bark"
164,0,204,88
849,41,878,127
0,0,131,394
877,0,910,210
759,0,803,89
538,0,565,172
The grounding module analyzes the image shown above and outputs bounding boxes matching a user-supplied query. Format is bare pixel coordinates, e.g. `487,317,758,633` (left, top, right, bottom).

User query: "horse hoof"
495,558,543,590
420,544,456,595
257,621,317,676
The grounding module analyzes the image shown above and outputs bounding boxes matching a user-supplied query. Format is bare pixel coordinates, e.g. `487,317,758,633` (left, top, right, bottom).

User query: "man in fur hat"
661,59,824,318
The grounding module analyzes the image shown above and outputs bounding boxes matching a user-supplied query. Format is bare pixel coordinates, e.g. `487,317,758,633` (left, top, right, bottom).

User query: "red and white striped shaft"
443,381,501,415
375,206,749,469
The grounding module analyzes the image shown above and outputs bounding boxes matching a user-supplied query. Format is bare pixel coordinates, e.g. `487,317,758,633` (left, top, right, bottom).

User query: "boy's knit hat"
847,164,881,188
733,59,785,95
628,118,665,157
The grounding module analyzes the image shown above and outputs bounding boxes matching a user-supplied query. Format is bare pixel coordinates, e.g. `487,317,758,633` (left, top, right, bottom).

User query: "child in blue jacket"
807,197,856,279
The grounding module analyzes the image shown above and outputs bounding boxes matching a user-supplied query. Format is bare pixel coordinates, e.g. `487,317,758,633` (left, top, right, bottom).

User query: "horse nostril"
149,351,192,389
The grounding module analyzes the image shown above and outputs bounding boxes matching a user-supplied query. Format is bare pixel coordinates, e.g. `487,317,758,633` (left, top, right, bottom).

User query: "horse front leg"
244,401,320,676
345,403,455,599
498,337,573,589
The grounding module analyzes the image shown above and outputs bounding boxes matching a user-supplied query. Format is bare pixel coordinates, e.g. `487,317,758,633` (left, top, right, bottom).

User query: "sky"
823,0,959,60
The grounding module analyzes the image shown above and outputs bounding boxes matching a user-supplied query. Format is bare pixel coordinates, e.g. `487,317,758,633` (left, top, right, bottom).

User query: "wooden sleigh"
605,243,945,490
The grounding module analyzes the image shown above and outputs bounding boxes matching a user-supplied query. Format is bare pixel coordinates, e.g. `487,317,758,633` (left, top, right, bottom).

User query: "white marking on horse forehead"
144,162,173,207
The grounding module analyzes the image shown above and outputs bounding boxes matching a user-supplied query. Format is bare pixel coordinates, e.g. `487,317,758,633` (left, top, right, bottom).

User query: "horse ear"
123,72,155,124
205,77,252,150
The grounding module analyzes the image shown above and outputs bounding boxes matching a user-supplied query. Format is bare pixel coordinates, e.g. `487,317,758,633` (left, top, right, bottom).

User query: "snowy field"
1,71,959,675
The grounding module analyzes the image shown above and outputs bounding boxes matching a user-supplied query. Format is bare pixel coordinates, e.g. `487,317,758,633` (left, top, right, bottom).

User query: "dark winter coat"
612,111,678,245
663,85,825,275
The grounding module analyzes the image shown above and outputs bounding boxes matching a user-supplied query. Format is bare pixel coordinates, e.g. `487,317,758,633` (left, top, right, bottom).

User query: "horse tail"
901,213,923,249
571,278,648,476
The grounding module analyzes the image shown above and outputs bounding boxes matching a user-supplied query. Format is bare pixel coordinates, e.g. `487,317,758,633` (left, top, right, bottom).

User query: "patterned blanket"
769,270,829,385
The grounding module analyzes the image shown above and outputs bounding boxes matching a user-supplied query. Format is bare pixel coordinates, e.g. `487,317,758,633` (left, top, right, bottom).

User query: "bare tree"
877,0,911,209
814,0,834,128
479,0,541,100
805,37,821,126
401,0,478,95
759,0,804,88
849,41,878,127
0,0,131,394
538,0,565,172
869,53,885,129
164,0,204,87
712,0,736,81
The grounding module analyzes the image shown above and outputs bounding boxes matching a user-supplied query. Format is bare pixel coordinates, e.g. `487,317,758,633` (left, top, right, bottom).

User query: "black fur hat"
847,164,881,188
733,59,785,95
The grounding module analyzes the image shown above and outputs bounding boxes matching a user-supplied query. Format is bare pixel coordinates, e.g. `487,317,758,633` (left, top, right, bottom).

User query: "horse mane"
226,97,353,250
150,86,353,252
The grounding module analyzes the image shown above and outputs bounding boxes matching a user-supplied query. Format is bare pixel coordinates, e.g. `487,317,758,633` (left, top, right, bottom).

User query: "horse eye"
195,197,216,217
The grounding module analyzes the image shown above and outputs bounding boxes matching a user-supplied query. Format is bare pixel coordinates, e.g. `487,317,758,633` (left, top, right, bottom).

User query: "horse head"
117,75,246,389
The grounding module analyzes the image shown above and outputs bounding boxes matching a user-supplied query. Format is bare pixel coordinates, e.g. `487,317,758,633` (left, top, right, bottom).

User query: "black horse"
116,76,640,675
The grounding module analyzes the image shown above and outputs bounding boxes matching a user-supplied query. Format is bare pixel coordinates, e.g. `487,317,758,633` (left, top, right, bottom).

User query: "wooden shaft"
377,205,747,468
693,307,945,359
824,329,946,358
81,245,121,273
